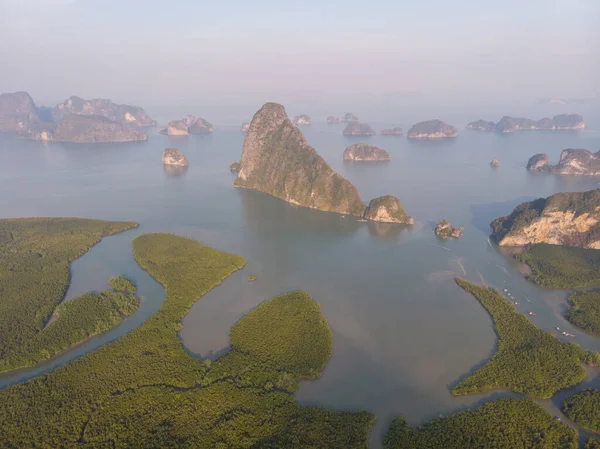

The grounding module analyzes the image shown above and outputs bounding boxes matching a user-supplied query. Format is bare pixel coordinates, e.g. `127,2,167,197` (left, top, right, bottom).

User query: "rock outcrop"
163,120,189,136
162,148,189,166
343,144,390,161
327,116,342,124
407,120,457,139
51,96,156,127
526,153,551,172
553,149,600,176
161,115,213,135
293,115,311,125
491,159,500,168
466,120,496,132
435,220,463,239
343,112,359,123
363,196,414,224
526,150,600,175
381,127,403,136
235,102,367,216
189,117,213,134
468,114,585,133
50,115,147,143
230,161,241,172
0,91,43,132
241,123,250,133
343,122,376,136
491,188,600,248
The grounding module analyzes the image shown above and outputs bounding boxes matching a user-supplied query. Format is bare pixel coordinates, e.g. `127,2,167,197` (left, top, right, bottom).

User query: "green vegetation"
1,287,138,371
0,233,373,448
384,398,577,449
0,217,138,371
516,244,600,288
563,389,600,433
586,438,600,449
109,275,137,293
565,291,600,335
234,102,367,217
453,278,599,398
248,275,257,282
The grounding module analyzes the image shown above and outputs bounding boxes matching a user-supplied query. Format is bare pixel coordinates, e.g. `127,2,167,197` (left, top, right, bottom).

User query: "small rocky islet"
381,127,403,136
342,122,376,136
162,148,188,167
160,114,213,136
407,119,457,139
0,91,152,143
293,114,311,125
527,149,600,175
435,220,463,239
467,114,584,132
343,143,390,161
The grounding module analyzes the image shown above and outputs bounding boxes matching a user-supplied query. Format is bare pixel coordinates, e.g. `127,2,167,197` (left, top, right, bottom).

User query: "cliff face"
364,196,413,224
235,102,366,216
526,150,600,175
381,127,403,136
343,144,390,161
553,149,600,175
491,188,600,248
342,122,376,136
51,96,156,127
527,153,551,171
0,92,42,132
52,115,147,143
407,120,457,139
162,148,189,166
163,120,189,136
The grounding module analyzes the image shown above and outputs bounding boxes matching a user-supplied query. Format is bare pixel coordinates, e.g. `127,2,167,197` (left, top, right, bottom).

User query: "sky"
0,0,599,122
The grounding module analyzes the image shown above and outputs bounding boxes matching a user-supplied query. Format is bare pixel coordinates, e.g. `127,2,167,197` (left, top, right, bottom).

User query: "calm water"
1,123,600,447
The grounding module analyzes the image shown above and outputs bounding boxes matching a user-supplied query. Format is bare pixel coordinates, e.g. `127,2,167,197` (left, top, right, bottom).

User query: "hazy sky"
0,0,598,120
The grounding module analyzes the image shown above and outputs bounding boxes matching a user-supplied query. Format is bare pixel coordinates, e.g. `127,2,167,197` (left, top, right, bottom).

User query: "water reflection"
366,221,411,241
163,164,188,177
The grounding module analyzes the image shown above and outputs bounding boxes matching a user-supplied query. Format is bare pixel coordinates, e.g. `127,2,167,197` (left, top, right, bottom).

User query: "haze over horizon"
1,0,599,123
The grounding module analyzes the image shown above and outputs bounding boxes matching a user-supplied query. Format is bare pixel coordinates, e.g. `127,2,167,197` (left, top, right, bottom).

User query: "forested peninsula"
0,218,138,372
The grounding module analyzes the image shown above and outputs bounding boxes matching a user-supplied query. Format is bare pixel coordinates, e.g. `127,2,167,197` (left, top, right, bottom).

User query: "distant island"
230,161,241,172
162,148,188,167
343,122,376,136
327,116,342,124
467,114,584,132
490,159,500,168
381,127,403,136
491,187,600,248
293,115,311,125
435,220,463,239
407,120,457,139
527,149,600,176
343,144,390,161
0,91,152,143
241,122,250,133
233,102,411,222
343,112,359,123
364,196,413,224
160,114,213,136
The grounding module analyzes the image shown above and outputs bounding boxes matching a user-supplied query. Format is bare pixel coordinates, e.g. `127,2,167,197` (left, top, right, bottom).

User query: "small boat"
514,301,519,305
357,219,367,222
556,327,560,331
562,332,575,337
528,312,536,316
503,289,508,292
